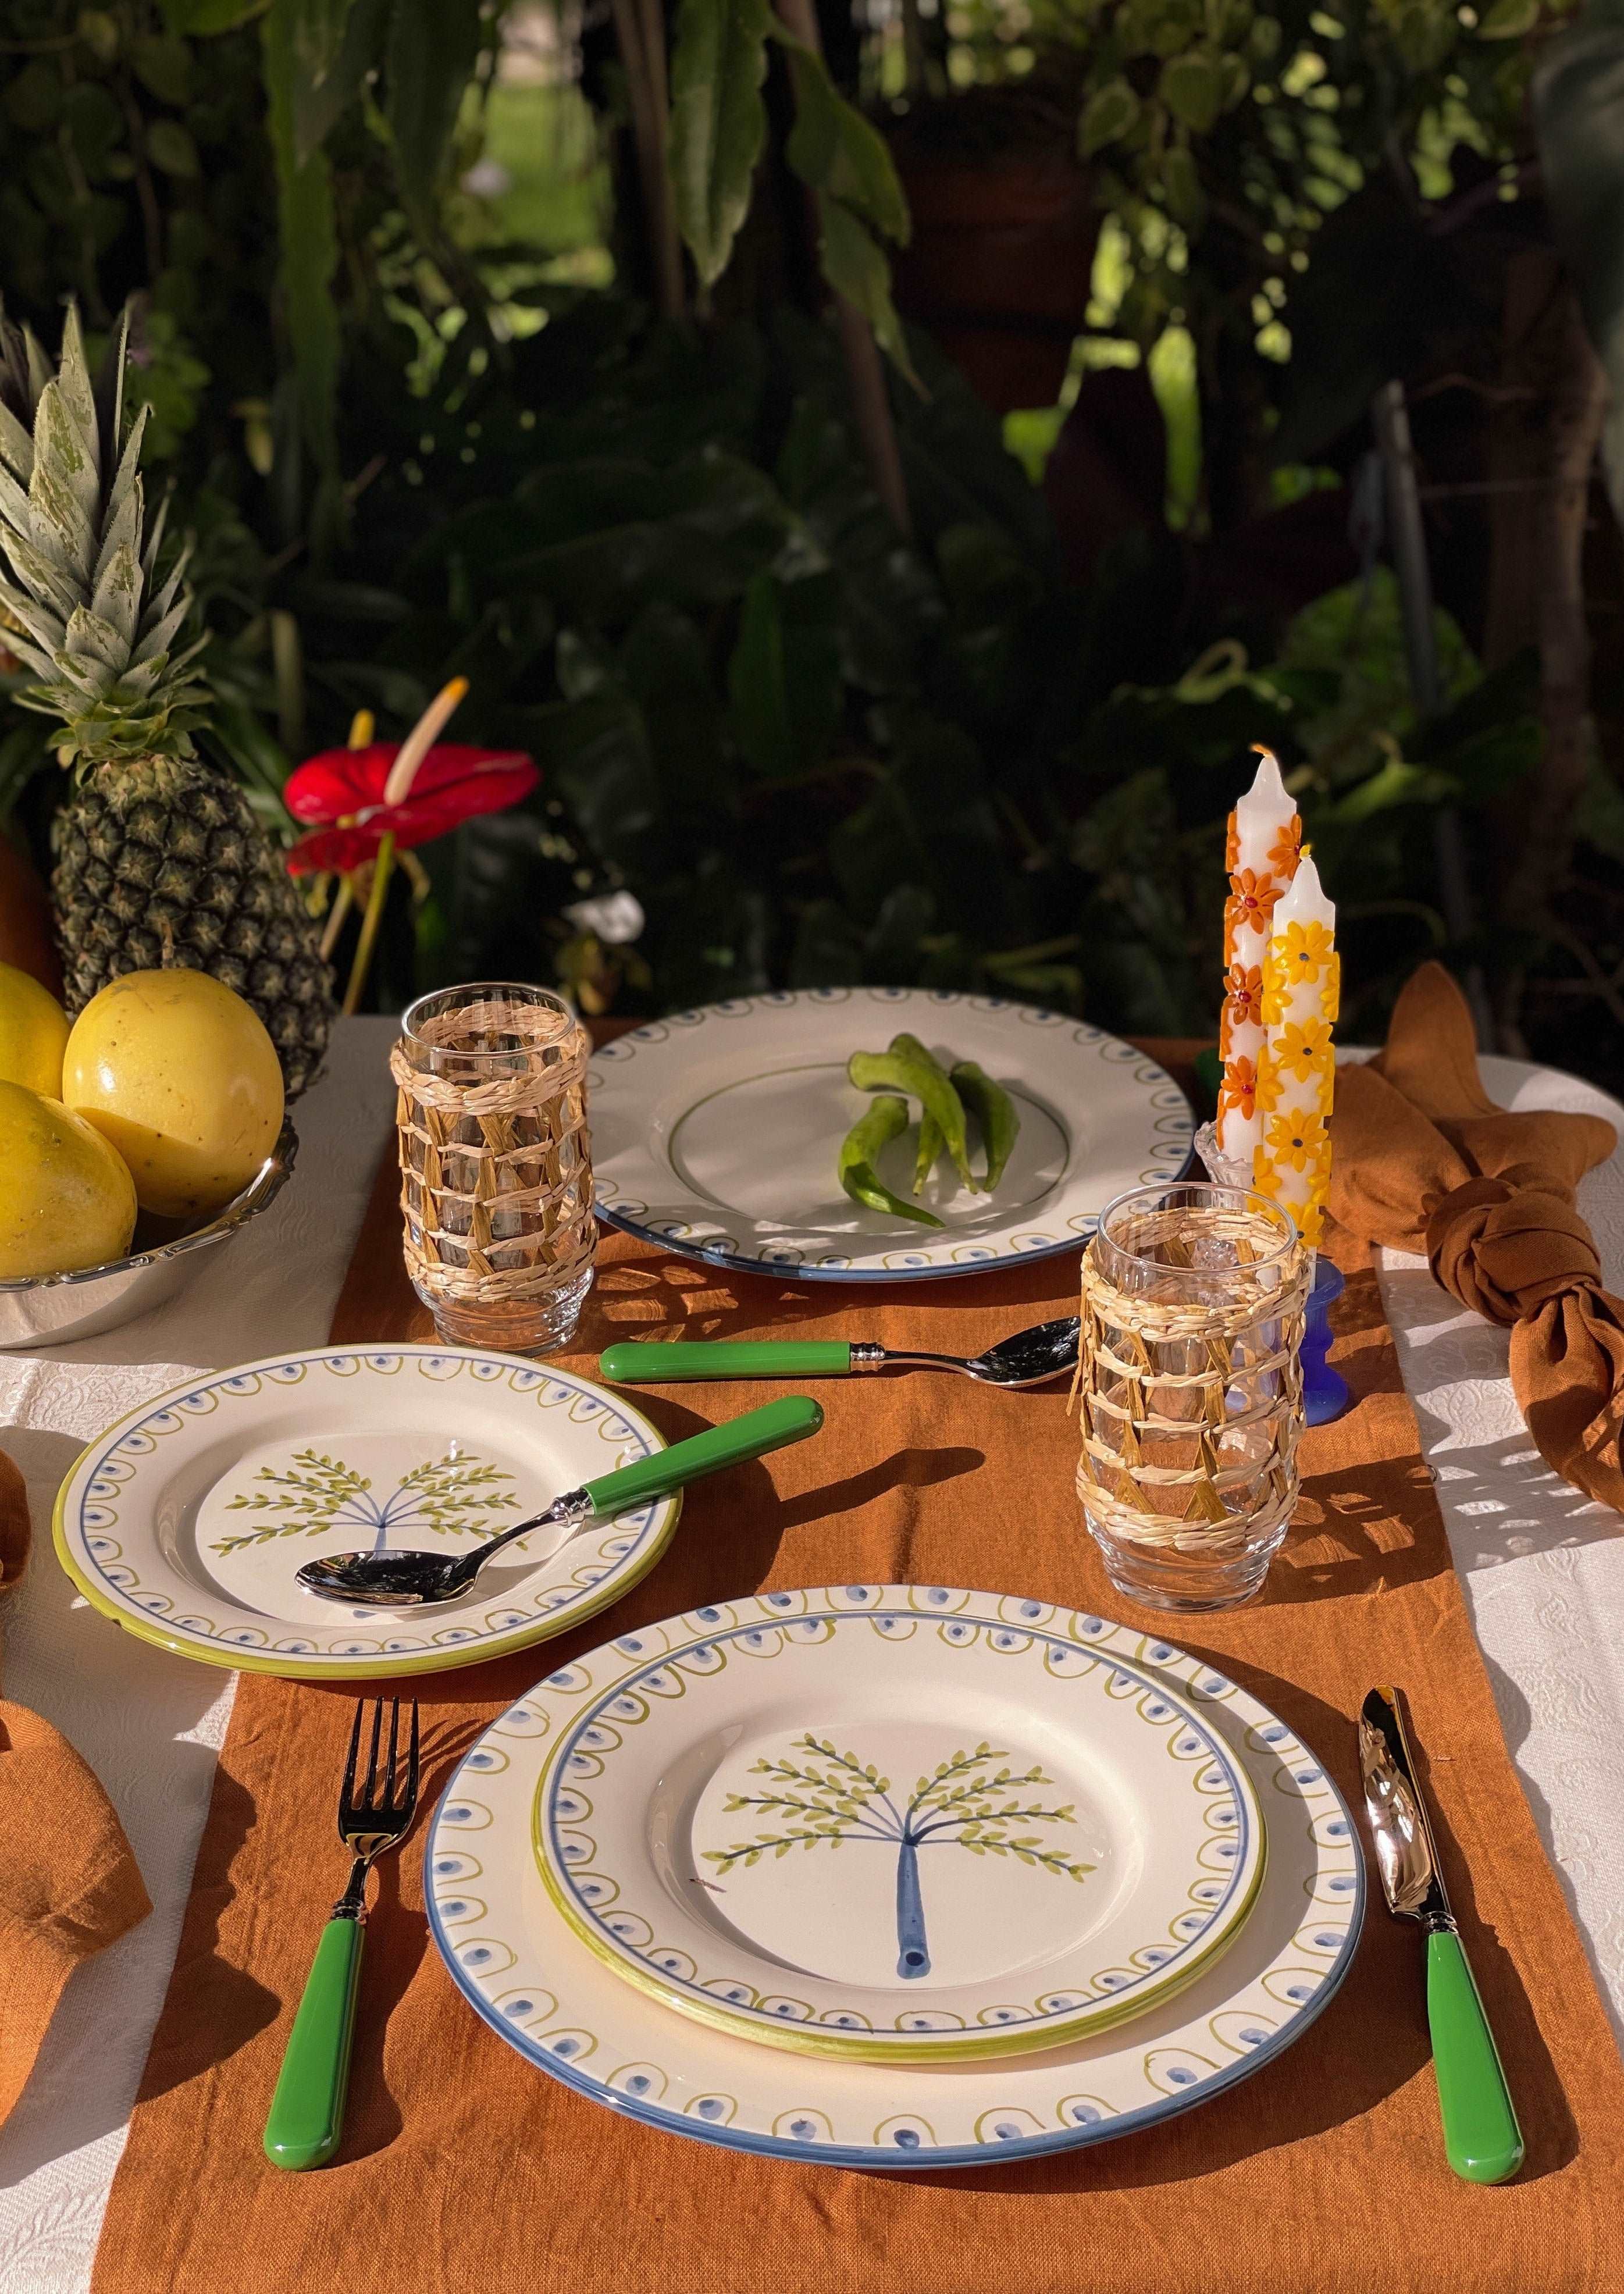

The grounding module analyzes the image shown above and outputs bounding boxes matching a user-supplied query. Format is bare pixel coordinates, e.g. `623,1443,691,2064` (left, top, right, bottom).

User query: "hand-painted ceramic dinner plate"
428,1590,1363,2170
589,989,1193,1282
532,1592,1265,2061
52,1346,680,1681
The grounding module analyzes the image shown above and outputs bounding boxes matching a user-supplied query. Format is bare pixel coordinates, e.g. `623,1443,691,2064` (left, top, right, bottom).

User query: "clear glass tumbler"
1076,1181,1308,1611
393,983,595,1355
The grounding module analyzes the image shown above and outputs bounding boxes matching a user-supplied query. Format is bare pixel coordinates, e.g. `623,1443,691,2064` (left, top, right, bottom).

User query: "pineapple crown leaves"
0,297,211,771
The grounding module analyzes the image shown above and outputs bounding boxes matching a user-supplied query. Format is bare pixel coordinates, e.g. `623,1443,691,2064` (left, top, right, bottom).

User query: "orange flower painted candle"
1251,852,1337,1243
1216,750,1301,1163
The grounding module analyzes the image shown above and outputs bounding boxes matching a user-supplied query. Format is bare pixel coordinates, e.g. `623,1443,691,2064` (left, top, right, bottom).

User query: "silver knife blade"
1358,1684,1452,1927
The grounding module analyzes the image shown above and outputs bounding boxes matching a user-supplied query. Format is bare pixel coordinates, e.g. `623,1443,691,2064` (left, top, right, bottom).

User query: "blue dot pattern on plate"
426,1588,1363,2170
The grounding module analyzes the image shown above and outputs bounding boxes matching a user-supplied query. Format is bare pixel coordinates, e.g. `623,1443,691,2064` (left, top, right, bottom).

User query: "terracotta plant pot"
889,135,1100,415
0,825,63,993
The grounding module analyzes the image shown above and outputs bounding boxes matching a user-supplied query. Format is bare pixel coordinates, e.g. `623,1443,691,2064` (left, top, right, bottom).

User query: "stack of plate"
428,1585,1363,2170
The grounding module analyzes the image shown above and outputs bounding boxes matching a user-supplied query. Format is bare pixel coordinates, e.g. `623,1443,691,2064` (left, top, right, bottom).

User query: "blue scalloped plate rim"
426,1623,1365,2171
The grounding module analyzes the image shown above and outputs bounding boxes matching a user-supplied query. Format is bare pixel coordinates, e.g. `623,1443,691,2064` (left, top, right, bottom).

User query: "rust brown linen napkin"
0,1443,151,2126
92,1077,1624,2294
1330,962,1624,1513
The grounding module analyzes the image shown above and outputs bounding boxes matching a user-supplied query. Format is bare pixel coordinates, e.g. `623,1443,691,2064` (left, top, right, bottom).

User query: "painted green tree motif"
213,1448,517,1555
702,1736,1092,1980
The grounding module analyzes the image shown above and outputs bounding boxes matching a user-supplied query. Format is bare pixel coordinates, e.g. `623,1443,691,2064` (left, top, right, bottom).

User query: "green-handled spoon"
600,1319,1081,1392
295,1395,823,1607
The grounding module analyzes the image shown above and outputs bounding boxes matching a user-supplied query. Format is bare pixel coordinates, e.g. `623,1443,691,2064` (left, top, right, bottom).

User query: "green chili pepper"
951,1059,1020,1193
847,1038,974,1190
838,1095,945,1227
913,1108,945,1196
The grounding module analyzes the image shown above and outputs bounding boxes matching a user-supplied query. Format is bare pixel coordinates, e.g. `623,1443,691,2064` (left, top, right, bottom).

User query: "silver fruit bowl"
0,1119,297,1351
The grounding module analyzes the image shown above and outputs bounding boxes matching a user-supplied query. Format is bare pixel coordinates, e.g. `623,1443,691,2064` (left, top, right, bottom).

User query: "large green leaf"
667,0,772,290
384,0,483,227
618,601,733,813
1534,4,1624,525
726,569,842,776
1575,756,1624,863
161,0,268,30
1331,755,1460,822
778,38,909,246
485,450,790,619
1267,568,1479,783
771,27,917,384
1270,171,1487,467
497,693,663,872
813,195,919,389
788,897,865,985
1079,77,1140,157
294,0,390,161
287,0,355,88
262,0,341,501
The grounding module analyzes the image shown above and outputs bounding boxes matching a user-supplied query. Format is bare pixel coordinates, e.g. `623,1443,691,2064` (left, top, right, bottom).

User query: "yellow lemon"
0,960,70,1098
62,968,286,1221
0,1082,138,1279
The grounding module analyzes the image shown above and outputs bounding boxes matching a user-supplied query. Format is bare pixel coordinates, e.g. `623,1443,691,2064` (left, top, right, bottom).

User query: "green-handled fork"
264,1698,420,2171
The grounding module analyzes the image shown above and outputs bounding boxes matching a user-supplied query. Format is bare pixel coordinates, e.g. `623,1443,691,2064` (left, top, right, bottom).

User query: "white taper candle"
1216,749,1301,1162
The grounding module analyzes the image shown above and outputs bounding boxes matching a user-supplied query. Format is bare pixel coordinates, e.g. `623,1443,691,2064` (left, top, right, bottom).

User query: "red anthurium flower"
283,742,539,875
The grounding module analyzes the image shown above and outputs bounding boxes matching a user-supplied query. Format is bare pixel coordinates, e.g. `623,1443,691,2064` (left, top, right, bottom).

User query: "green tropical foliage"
0,0,1618,1077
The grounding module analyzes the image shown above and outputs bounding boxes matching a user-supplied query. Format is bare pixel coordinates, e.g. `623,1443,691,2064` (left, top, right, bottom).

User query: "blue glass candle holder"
1302,1256,1350,1426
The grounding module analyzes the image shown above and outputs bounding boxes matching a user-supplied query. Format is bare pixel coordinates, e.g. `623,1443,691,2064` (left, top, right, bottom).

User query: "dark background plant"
0,0,1621,1093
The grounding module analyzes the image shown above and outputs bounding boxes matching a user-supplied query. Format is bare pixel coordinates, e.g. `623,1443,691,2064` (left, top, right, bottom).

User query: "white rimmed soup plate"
589,989,1194,1282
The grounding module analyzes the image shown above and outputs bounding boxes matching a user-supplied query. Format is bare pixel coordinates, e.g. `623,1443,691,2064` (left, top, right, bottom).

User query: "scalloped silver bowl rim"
0,1117,298,1296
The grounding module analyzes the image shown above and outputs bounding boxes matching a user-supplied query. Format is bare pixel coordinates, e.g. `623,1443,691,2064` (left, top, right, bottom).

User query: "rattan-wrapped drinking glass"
392,984,594,1354
1074,1181,1309,1611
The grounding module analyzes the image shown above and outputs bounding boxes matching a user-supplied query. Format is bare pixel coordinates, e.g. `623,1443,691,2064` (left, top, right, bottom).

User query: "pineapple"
0,301,333,1098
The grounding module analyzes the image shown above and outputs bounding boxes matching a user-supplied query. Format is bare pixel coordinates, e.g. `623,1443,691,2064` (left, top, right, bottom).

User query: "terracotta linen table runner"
92,1050,1624,2293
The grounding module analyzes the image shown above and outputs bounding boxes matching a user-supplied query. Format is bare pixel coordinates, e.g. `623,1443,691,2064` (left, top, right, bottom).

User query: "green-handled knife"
1358,1685,1523,2184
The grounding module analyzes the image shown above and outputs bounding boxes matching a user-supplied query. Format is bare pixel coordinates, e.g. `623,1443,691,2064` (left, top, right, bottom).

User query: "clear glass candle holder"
392,984,595,1355
1075,1181,1309,1611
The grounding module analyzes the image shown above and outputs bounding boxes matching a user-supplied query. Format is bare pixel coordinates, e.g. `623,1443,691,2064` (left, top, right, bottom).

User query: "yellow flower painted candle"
1216,750,1301,1163
1251,853,1337,1243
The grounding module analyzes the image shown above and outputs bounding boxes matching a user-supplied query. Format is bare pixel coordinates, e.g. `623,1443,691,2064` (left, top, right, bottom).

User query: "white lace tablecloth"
1,1025,1620,2289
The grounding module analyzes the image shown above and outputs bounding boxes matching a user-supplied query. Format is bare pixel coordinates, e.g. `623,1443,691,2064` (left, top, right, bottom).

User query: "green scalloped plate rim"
528,1610,1267,2064
49,1349,683,1683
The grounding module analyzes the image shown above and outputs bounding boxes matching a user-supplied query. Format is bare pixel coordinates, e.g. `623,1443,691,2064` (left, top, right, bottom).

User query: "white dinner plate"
427,1590,1362,2170
51,1347,681,1680
589,989,1194,1281
532,1592,1265,2060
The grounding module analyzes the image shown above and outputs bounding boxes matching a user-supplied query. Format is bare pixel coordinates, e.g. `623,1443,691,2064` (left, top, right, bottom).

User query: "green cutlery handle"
263,1916,364,2170
600,1340,854,1383
583,1395,825,1515
1427,1925,1523,2184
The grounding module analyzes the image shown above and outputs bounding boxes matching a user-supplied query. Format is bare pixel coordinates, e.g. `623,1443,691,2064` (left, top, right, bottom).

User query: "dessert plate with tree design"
532,1587,1265,2060
52,1347,681,1681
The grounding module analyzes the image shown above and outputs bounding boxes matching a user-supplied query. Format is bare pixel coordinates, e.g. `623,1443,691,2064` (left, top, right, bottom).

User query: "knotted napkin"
0,1444,151,2126
1330,961,1624,1513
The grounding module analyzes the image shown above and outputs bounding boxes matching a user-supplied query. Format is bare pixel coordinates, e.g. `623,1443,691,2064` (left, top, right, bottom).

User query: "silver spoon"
599,1317,1081,1392
295,1394,823,1608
